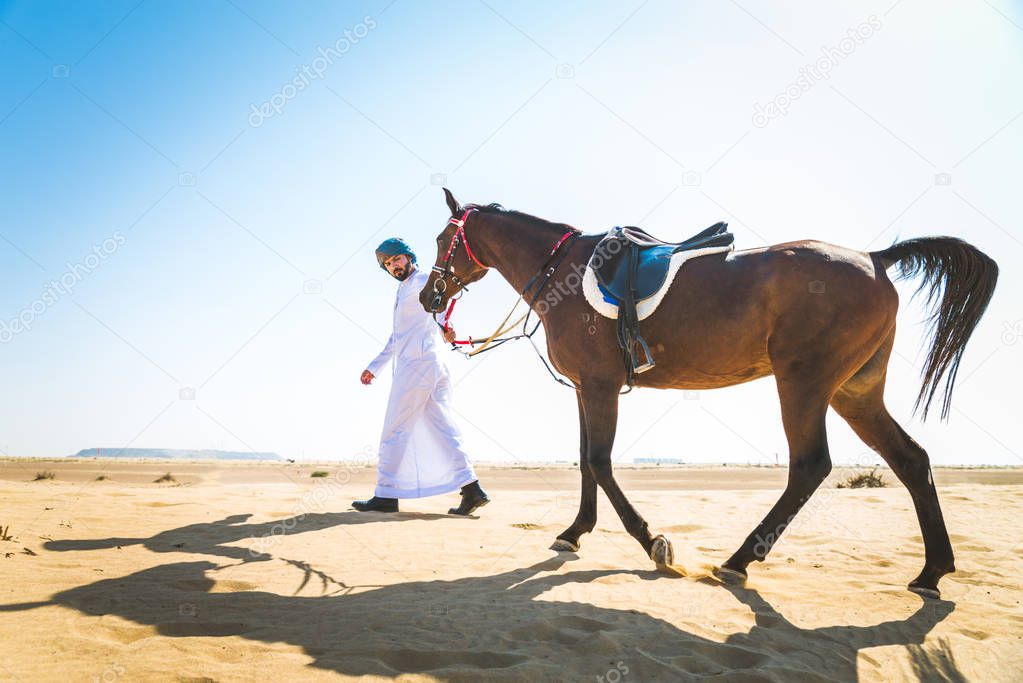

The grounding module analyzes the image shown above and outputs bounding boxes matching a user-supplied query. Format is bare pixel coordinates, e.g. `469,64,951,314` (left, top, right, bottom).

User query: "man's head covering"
375,238,416,271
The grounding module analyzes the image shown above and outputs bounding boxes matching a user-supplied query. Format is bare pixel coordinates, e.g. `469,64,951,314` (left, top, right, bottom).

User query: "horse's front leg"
580,380,673,565
553,390,596,552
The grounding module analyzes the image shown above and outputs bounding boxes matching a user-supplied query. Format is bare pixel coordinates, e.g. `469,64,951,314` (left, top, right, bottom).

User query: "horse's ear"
443,187,460,217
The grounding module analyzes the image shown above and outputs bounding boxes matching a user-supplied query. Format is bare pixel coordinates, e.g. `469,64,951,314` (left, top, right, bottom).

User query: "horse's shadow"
4,545,962,680
43,511,448,562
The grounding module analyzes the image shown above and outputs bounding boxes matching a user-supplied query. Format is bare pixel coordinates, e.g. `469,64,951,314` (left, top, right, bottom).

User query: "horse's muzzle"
420,288,444,313
423,275,447,313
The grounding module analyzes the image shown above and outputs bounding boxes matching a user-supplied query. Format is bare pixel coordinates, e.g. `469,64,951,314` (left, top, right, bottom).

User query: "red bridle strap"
446,209,489,269
549,230,574,255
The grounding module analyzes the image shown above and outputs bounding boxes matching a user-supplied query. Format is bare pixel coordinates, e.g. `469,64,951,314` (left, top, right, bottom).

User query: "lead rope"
440,230,581,389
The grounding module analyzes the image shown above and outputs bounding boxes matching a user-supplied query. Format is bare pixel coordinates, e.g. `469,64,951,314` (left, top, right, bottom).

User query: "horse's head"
420,188,492,313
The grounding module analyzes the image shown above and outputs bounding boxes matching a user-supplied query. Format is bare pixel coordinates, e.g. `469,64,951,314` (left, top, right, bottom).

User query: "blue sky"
1,0,1021,465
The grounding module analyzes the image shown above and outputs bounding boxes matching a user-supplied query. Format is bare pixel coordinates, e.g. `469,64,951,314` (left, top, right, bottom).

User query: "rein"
431,210,580,388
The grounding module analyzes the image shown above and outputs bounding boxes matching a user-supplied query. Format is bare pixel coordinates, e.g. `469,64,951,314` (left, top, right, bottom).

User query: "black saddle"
592,222,733,302
588,222,733,385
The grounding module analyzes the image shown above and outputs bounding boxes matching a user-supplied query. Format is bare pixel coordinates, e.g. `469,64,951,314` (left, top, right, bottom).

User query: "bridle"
429,208,486,311
429,207,581,388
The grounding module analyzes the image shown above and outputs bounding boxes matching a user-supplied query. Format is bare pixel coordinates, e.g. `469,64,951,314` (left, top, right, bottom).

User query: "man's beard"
392,265,411,281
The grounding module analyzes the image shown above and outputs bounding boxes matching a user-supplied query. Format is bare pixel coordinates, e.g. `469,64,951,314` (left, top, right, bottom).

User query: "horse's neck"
481,215,567,295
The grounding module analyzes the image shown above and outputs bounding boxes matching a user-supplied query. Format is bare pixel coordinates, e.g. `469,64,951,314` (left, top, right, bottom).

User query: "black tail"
874,237,998,421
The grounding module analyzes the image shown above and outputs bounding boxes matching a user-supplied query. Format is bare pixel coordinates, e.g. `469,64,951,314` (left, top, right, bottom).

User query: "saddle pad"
582,244,734,321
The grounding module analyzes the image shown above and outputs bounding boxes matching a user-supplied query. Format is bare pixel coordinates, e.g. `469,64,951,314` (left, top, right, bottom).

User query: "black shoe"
352,496,398,513
448,481,490,516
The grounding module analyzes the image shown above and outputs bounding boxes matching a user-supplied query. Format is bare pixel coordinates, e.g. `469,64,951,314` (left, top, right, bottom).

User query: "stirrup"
633,337,656,374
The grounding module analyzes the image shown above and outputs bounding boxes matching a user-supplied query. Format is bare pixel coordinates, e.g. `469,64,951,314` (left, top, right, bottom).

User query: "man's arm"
363,332,395,383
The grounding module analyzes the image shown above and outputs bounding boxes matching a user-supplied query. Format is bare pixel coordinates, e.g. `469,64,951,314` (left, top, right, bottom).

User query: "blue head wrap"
375,238,416,271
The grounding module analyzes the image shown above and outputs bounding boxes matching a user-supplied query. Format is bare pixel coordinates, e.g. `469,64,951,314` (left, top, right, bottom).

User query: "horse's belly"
636,359,774,390
628,262,774,389
634,334,773,389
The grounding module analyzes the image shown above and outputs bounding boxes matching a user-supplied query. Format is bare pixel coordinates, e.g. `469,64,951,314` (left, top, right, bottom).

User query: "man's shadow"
43,511,449,562
2,549,963,680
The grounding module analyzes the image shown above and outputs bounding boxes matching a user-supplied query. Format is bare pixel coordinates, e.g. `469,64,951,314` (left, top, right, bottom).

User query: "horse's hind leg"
722,377,832,578
553,390,597,552
579,381,672,564
830,338,955,597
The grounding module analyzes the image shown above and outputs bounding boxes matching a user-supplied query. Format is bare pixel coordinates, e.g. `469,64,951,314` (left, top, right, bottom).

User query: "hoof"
908,583,941,600
649,535,674,566
550,538,579,552
908,564,953,599
713,565,748,585
656,562,687,577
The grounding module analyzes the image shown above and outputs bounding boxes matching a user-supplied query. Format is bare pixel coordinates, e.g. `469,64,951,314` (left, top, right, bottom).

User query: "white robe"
366,267,477,498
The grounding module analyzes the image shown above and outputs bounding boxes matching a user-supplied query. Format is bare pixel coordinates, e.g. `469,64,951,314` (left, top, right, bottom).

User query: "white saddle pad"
582,244,734,321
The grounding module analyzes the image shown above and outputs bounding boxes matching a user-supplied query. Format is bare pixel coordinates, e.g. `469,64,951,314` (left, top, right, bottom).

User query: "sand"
0,460,1020,682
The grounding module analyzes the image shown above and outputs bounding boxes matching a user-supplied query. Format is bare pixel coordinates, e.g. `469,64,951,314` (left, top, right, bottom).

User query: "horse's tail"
873,237,998,421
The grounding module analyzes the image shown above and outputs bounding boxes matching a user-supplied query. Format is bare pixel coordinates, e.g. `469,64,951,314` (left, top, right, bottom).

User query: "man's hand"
443,327,457,344
360,369,375,385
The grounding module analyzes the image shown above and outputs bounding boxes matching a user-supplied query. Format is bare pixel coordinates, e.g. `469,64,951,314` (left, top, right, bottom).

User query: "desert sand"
1,460,1020,682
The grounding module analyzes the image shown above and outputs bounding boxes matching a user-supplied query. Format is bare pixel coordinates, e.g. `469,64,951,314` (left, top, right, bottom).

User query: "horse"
419,188,998,598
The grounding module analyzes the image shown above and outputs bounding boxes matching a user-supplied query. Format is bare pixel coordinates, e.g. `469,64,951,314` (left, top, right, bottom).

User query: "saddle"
589,222,734,384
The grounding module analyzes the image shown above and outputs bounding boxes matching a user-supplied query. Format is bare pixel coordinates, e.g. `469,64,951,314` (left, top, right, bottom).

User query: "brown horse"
420,188,998,598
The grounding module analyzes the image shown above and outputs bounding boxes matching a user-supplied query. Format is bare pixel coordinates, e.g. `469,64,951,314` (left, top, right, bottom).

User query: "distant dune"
70,448,282,461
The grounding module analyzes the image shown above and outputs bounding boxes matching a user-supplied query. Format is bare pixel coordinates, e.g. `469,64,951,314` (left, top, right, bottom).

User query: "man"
354,237,490,515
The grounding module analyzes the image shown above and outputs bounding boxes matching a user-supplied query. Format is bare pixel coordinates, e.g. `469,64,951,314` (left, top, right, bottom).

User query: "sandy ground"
0,460,1020,682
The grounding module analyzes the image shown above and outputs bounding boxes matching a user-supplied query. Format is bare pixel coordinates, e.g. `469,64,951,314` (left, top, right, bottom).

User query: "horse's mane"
462,202,573,231
462,202,505,213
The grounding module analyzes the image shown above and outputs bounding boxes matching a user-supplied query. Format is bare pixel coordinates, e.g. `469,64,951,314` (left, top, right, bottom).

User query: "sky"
0,0,1021,466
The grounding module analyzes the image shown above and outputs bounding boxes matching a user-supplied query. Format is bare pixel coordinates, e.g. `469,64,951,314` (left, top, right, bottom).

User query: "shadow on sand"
7,514,965,681
43,511,450,562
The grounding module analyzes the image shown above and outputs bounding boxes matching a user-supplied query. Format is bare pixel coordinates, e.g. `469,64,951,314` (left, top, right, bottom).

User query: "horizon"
7,447,1023,468
8,453,1023,470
